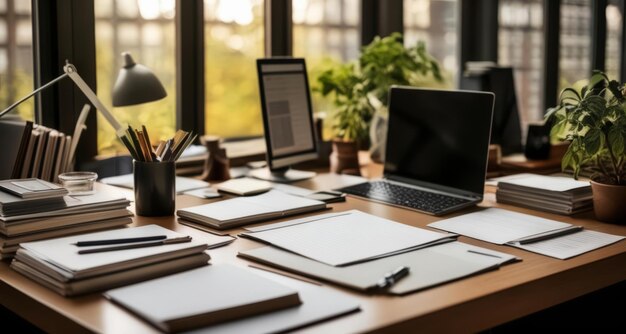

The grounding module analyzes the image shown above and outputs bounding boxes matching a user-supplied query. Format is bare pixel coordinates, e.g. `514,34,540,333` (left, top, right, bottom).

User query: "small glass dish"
58,171,98,195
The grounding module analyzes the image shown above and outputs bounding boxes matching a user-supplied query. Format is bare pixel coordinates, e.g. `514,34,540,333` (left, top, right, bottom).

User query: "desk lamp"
0,52,166,145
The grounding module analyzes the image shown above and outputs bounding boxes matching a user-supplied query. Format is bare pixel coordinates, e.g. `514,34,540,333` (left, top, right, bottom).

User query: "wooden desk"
1,176,626,333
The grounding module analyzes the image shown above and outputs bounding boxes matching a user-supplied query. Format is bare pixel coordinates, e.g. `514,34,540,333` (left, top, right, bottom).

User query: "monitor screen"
460,67,523,155
257,58,318,170
384,87,494,196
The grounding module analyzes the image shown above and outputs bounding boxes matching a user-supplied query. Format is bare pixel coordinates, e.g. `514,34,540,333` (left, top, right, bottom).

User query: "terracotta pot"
590,180,626,224
330,140,361,176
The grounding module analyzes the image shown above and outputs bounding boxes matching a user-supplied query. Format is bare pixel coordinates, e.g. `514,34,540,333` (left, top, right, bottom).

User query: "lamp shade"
112,52,167,107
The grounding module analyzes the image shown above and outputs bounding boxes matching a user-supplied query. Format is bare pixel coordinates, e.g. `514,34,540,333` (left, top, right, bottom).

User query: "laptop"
338,86,495,215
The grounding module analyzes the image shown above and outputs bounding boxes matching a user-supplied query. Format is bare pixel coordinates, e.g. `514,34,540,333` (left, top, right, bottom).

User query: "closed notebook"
177,190,327,229
215,177,272,196
0,178,68,199
105,265,302,333
14,225,208,281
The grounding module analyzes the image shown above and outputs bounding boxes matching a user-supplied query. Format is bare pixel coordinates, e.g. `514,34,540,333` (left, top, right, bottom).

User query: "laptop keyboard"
339,181,472,215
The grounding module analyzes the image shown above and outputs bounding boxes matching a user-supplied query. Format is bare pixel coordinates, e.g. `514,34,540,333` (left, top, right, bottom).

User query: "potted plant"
546,70,626,223
317,33,444,167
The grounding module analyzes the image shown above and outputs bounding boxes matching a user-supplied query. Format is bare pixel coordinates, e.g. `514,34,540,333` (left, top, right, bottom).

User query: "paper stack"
11,225,210,296
495,174,593,215
0,181,133,259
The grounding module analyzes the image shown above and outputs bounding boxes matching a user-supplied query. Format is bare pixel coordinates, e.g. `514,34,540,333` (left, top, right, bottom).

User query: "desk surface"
2,174,626,333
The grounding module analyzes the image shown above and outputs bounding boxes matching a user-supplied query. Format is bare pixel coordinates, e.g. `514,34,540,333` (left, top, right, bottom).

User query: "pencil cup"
133,160,176,216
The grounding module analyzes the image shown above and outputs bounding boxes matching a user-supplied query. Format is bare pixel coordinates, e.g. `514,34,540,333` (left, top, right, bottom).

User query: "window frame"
25,0,626,165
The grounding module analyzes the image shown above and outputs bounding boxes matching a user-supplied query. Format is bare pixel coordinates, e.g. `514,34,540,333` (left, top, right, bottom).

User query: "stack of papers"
239,210,521,294
241,210,456,266
105,265,302,333
495,174,593,215
428,208,624,259
0,191,133,258
11,225,211,296
177,190,327,230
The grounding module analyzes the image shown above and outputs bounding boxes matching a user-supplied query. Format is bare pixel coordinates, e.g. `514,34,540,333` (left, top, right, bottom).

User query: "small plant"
317,33,443,142
546,71,626,185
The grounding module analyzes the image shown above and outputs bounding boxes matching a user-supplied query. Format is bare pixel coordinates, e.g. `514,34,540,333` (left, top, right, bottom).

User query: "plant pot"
590,180,626,224
330,140,361,176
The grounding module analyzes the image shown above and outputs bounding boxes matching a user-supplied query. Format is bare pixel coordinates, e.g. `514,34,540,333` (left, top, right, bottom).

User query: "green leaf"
562,144,574,171
584,128,602,155
608,126,625,157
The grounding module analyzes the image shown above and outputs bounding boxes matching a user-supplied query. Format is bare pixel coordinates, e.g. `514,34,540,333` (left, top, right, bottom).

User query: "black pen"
376,266,410,290
78,236,192,254
74,235,167,247
516,226,583,245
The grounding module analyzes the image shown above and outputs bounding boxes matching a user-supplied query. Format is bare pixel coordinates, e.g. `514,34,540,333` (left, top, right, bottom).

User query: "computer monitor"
250,58,318,183
460,66,523,156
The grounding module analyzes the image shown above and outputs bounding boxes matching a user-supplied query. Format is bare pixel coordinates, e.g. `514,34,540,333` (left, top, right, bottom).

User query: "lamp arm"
63,63,125,136
0,72,69,119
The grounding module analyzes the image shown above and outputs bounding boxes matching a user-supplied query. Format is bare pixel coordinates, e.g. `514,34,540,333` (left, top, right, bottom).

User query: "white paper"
500,174,590,192
512,230,624,259
244,209,453,266
428,208,571,245
101,174,209,194
19,225,206,273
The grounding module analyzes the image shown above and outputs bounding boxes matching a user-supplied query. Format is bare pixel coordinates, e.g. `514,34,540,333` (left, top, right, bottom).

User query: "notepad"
428,208,624,259
176,190,327,230
215,177,272,196
105,265,301,333
241,210,457,266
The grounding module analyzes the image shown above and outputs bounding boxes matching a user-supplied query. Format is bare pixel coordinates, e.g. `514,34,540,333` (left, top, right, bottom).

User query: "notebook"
239,241,518,295
337,87,495,216
14,225,208,281
215,177,272,196
428,208,625,259
176,190,327,230
240,210,457,266
105,265,302,333
0,178,68,199
186,268,360,334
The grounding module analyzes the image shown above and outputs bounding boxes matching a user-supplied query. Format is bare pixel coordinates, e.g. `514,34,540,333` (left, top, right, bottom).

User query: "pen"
74,235,167,247
376,266,410,290
516,226,584,245
78,236,192,254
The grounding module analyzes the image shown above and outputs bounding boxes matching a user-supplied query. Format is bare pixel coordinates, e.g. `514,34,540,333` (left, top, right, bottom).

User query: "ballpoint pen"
515,226,584,245
375,266,410,290
74,235,167,247
78,236,192,254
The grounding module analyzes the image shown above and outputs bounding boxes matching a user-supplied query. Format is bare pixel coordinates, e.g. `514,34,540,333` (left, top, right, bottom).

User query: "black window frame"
25,0,626,166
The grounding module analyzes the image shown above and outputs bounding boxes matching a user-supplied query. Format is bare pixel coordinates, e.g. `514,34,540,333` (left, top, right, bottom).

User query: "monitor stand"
249,167,316,183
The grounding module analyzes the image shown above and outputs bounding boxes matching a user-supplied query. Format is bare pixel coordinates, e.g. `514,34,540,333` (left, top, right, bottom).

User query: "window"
292,0,360,120
95,0,177,155
204,0,265,138
498,0,544,128
404,0,458,84
606,0,622,81
559,0,591,92
0,0,33,121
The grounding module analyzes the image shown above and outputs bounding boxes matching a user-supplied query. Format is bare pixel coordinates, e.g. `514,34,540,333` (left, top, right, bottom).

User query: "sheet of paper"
512,230,624,259
270,182,315,197
19,225,206,273
485,173,536,186
428,208,571,245
243,209,453,266
101,174,209,194
500,174,590,192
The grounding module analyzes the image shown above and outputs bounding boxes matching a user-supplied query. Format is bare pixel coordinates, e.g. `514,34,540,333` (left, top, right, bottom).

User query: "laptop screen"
384,87,494,196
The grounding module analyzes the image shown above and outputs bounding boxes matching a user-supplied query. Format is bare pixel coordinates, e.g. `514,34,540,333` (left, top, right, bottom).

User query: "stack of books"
5,121,82,183
495,174,593,215
11,225,210,296
0,178,133,259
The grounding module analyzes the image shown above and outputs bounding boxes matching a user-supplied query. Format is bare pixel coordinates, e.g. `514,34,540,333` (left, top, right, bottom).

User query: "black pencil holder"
133,160,176,216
